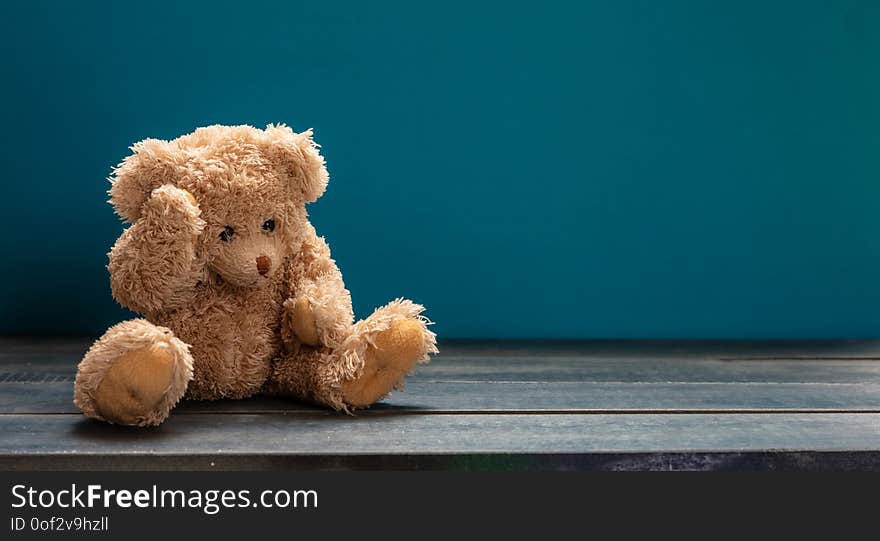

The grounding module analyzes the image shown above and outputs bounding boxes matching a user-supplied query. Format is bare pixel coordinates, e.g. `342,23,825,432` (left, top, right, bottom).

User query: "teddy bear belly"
157,300,284,401
183,328,280,400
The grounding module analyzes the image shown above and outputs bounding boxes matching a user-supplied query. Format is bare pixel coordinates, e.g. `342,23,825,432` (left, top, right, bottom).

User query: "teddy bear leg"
341,299,437,408
74,319,194,427
339,320,426,407
264,347,344,408
266,299,436,410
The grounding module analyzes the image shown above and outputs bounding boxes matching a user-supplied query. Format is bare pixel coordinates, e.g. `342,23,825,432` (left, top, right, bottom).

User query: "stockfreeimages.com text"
11,484,318,515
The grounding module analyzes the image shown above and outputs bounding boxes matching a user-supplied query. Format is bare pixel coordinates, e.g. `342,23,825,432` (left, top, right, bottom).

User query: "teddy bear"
73,124,437,426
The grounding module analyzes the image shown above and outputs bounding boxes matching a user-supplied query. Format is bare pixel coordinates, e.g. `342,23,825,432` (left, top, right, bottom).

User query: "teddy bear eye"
219,226,235,242
262,219,276,232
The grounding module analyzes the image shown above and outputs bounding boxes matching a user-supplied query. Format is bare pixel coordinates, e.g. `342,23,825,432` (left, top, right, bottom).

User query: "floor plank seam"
8,380,880,385
4,409,880,416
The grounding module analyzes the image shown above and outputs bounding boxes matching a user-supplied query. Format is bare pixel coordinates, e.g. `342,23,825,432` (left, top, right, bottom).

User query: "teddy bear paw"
342,319,427,407
92,343,179,426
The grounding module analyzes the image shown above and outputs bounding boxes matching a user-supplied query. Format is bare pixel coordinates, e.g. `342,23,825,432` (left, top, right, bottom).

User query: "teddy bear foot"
74,319,194,426
92,344,180,426
342,319,427,408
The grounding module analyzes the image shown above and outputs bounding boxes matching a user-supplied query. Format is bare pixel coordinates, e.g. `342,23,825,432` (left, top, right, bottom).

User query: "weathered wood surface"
4,381,880,414
5,339,880,384
1,339,879,470
4,411,880,452
7,337,879,358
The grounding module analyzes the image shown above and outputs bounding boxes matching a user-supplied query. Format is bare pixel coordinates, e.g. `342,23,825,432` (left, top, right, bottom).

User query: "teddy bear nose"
256,255,271,276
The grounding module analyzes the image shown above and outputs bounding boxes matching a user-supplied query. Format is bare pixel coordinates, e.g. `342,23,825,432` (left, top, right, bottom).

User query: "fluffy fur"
74,124,437,426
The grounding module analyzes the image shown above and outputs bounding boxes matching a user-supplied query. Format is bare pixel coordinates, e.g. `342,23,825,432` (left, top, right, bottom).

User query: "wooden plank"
4,338,880,364
3,339,880,387
9,450,880,471
6,338,879,359
6,450,880,471
4,381,880,414
5,355,880,384
412,357,880,383
1,413,879,467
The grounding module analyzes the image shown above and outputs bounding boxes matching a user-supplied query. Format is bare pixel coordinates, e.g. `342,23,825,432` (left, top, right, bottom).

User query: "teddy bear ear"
109,138,184,222
263,124,329,203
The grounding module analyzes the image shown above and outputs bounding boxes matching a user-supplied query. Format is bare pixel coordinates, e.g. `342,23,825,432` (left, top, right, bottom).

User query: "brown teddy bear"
73,124,437,426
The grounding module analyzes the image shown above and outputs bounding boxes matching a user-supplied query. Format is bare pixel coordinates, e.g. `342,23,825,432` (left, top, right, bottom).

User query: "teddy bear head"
108,124,329,288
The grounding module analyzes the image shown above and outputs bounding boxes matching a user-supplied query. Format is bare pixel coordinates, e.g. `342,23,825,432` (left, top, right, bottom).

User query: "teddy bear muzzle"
256,255,272,276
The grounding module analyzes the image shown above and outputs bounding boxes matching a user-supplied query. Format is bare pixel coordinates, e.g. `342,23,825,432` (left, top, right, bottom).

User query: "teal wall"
1,1,878,338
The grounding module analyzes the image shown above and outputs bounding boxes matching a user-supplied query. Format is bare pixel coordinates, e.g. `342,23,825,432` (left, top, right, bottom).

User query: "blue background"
1,1,878,338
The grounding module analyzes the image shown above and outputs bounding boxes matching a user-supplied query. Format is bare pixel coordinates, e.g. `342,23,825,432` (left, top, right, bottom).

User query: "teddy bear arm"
108,185,205,314
282,244,355,349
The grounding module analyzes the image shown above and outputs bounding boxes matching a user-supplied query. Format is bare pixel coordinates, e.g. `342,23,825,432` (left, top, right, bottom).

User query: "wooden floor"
2,338,880,470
